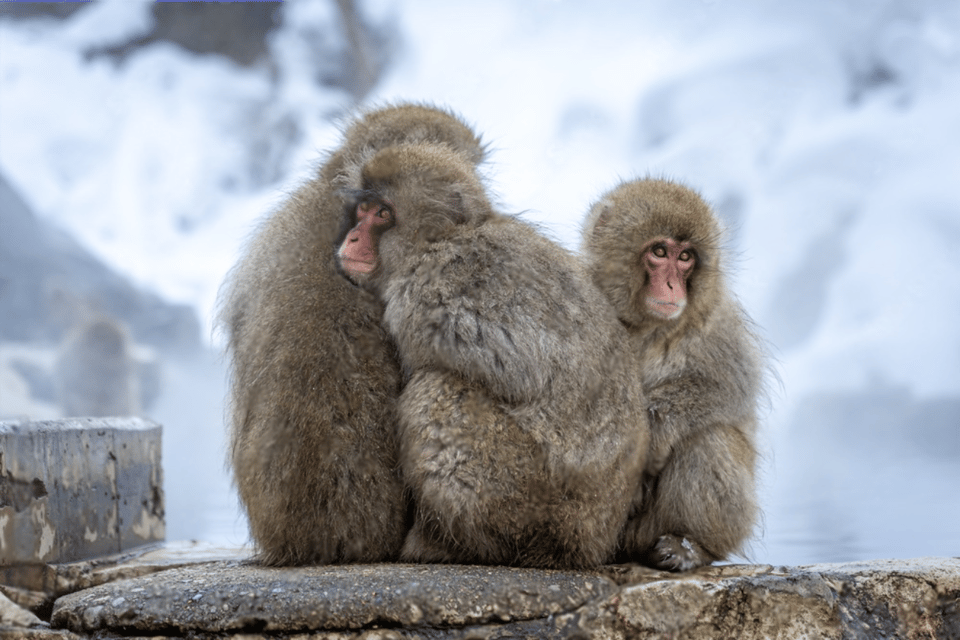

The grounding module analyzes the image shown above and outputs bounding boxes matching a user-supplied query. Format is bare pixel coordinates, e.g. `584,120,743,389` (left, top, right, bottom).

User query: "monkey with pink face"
582,178,767,571
338,143,650,569
219,103,490,566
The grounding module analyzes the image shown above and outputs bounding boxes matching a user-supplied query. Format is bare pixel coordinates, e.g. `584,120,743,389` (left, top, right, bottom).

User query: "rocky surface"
24,553,956,639
52,562,611,635
0,591,42,629
599,558,959,639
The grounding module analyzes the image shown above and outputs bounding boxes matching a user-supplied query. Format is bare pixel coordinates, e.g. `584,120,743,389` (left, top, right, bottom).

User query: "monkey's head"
345,103,487,166
327,103,487,194
581,178,724,329
336,142,494,289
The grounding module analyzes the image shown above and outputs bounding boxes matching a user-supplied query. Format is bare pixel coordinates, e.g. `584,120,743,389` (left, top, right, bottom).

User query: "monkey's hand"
646,376,719,453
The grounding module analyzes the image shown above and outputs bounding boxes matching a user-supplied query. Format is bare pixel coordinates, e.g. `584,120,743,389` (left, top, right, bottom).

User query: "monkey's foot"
649,534,712,572
399,524,460,564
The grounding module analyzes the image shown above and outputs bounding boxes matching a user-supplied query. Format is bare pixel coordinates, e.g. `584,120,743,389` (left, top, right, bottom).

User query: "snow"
2,0,958,563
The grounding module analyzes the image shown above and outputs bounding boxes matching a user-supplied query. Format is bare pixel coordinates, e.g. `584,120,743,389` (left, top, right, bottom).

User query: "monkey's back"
384,213,649,568
219,103,496,567
220,176,406,566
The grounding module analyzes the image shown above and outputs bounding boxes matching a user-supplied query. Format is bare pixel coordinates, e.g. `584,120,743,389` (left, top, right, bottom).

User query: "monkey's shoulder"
401,220,575,296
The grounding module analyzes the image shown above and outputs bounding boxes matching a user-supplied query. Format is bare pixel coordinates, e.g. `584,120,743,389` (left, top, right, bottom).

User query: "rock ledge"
35,555,960,639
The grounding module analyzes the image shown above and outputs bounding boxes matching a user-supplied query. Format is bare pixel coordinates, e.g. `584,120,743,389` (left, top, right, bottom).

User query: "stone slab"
50,562,616,634
47,558,960,639
0,418,164,566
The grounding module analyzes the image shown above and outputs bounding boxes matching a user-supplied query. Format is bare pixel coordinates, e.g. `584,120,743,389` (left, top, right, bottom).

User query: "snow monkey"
55,315,140,418
337,142,650,569
581,177,766,571
218,103,487,566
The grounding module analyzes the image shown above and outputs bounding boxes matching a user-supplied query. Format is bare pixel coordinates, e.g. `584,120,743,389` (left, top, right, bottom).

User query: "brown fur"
217,103,485,566
342,143,649,569
582,177,765,571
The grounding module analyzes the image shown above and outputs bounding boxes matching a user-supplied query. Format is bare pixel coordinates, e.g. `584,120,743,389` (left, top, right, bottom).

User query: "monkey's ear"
589,199,615,231
411,190,475,244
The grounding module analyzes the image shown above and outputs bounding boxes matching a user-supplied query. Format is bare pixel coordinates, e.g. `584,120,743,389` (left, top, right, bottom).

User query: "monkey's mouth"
340,258,377,274
646,297,685,321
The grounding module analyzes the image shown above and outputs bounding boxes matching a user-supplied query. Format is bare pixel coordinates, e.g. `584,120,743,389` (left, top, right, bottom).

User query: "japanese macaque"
581,178,765,571
218,103,487,565
55,315,140,417
338,142,649,569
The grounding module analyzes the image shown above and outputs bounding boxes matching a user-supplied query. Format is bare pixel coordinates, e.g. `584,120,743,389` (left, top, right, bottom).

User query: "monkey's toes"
650,534,711,572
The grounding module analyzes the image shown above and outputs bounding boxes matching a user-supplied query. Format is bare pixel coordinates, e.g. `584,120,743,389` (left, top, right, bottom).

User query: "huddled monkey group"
218,103,766,571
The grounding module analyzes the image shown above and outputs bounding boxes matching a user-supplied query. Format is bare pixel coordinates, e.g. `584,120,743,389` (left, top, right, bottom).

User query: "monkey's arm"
382,231,583,404
647,375,727,473
646,323,762,474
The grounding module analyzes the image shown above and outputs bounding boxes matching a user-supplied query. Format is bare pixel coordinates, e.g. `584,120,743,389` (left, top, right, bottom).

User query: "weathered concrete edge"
0,417,162,435
0,417,164,566
412,557,960,639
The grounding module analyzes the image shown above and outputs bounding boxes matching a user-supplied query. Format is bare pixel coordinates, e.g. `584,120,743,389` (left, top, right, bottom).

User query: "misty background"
1,0,958,566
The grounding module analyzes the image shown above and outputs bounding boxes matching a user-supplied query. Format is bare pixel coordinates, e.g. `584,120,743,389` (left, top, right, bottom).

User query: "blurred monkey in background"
55,314,141,418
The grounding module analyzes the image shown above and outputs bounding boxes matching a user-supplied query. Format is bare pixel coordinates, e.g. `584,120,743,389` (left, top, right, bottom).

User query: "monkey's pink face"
643,238,696,321
338,200,395,280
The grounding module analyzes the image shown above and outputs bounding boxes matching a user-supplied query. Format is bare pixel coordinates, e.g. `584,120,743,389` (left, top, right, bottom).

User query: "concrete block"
0,418,164,566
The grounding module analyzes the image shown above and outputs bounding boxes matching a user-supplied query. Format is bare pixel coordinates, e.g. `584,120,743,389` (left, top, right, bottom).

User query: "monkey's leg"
233,405,408,566
624,424,758,571
397,370,552,566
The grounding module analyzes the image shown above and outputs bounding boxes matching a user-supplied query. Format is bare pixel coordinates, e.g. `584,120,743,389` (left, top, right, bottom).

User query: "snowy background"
1,0,958,565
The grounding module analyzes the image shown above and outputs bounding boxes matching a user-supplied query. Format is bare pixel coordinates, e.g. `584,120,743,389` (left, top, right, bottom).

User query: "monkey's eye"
652,244,667,258
678,250,695,262
375,205,394,223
